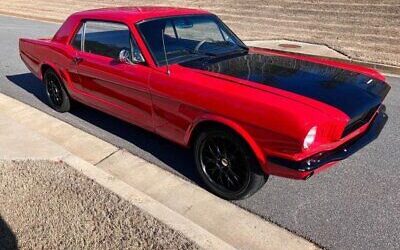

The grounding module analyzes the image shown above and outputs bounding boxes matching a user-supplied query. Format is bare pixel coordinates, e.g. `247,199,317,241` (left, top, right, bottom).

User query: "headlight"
303,126,317,149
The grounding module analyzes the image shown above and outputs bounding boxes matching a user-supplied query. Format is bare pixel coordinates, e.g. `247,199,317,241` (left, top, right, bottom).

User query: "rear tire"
44,69,71,113
194,128,268,200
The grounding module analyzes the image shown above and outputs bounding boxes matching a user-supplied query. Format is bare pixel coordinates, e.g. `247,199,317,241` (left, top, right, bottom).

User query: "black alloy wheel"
194,128,267,200
44,69,71,112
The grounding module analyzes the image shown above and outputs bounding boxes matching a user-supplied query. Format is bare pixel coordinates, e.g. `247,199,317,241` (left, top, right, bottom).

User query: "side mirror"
119,49,132,64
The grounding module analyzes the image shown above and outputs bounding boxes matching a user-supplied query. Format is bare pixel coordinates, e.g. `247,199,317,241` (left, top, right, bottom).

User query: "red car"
19,7,390,199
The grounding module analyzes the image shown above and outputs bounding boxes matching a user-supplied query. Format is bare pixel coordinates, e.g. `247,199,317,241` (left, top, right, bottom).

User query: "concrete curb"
97,149,318,250
0,96,232,248
62,154,235,250
0,94,318,249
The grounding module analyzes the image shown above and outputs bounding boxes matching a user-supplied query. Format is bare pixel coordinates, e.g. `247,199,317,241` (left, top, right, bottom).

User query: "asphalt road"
0,15,399,249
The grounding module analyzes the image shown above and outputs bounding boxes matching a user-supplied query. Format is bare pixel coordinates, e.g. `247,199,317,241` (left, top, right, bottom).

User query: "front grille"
342,105,379,137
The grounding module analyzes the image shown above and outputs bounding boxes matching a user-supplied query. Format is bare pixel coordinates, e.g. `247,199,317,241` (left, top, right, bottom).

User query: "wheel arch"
40,62,71,86
186,116,267,166
40,62,74,100
40,62,58,80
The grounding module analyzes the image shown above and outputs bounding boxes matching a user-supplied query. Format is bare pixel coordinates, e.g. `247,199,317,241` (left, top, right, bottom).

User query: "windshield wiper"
165,49,215,65
167,48,214,57
207,46,248,59
190,41,246,57
213,41,249,51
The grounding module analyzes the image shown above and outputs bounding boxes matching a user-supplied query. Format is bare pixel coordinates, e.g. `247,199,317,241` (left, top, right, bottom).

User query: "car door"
74,20,153,130
66,24,85,92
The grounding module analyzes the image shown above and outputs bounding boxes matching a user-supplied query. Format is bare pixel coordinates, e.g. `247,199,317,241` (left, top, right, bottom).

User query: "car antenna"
161,27,170,76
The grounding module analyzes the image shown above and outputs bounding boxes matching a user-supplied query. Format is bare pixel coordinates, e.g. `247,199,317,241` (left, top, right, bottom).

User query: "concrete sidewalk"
244,39,400,76
0,94,318,249
246,39,349,60
0,116,69,160
0,96,232,249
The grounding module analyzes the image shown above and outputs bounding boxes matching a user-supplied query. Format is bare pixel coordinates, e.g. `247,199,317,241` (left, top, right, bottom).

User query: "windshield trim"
135,14,247,67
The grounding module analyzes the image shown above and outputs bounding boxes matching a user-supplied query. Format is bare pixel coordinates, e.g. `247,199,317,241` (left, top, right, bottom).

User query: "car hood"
180,52,390,122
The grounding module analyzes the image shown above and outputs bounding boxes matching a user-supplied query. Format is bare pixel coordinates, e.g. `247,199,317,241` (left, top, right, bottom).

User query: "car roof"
72,6,211,23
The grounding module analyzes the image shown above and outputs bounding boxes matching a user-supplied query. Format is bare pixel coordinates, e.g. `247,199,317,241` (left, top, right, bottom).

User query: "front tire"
194,128,267,200
44,69,71,113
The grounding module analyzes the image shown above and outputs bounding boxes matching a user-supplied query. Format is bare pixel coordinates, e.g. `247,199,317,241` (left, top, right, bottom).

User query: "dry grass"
0,0,399,66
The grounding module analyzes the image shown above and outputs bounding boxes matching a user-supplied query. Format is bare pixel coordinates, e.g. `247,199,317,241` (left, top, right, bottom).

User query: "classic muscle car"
19,7,390,199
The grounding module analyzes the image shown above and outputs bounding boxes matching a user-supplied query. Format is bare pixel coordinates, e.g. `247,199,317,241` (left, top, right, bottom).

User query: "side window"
84,21,130,59
71,24,84,50
71,21,145,63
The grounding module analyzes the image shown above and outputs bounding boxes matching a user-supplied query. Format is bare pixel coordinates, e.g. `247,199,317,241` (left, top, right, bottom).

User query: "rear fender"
40,62,71,88
40,61,58,80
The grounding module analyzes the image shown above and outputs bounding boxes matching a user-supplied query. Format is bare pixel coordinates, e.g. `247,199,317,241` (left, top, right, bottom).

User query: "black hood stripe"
181,53,390,119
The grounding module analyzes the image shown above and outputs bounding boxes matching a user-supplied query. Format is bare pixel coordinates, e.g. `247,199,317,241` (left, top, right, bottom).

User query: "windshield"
137,15,248,66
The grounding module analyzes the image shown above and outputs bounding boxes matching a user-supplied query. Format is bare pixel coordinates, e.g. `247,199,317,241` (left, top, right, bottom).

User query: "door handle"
72,57,83,64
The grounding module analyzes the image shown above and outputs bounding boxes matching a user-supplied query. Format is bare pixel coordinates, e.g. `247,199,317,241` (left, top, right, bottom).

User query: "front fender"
185,114,267,166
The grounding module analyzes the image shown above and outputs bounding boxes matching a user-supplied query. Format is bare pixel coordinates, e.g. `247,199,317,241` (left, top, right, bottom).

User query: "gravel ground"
0,160,199,250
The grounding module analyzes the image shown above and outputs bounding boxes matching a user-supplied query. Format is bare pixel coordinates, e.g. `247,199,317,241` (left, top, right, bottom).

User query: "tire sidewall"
194,129,267,200
44,69,71,113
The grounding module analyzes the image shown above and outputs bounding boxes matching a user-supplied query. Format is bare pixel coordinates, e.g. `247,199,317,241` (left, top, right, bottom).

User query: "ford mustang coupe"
19,7,390,199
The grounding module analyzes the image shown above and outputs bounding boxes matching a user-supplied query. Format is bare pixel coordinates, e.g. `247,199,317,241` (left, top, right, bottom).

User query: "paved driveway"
0,15,399,249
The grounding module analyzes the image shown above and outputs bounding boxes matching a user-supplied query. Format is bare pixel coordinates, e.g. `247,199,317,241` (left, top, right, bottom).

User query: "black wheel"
44,69,71,112
194,128,268,200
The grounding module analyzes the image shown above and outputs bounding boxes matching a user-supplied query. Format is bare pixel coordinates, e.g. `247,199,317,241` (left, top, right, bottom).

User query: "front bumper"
267,106,388,179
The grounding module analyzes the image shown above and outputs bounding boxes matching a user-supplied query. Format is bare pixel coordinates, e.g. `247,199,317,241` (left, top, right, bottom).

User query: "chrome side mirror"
119,49,132,64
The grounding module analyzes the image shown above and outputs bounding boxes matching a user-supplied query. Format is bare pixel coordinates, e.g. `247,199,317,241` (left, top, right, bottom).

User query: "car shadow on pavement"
0,216,18,249
6,73,202,184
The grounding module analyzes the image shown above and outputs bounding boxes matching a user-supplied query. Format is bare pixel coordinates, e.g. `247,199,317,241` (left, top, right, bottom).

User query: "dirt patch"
0,160,199,249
